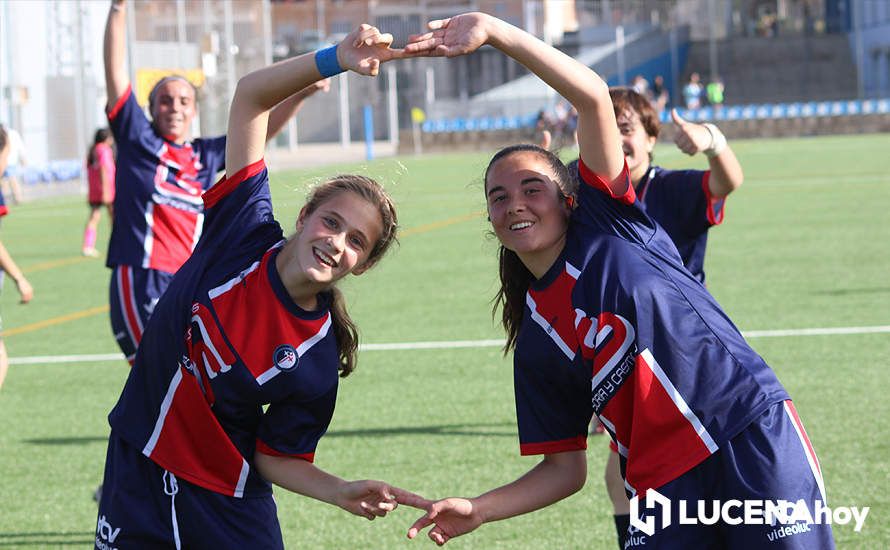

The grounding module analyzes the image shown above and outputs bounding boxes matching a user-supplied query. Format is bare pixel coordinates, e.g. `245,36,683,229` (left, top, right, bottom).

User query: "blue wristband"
315,45,343,78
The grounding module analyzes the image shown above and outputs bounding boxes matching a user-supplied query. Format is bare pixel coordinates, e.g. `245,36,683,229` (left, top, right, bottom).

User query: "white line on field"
9,325,890,366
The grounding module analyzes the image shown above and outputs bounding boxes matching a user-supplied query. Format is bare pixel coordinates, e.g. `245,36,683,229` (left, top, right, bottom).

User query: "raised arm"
670,109,743,198
103,0,130,109
226,25,403,176
405,13,625,190
400,451,586,545
265,79,331,142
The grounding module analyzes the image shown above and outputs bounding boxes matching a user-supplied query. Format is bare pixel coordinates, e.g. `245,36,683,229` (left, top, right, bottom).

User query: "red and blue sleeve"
106,85,153,152
574,157,659,247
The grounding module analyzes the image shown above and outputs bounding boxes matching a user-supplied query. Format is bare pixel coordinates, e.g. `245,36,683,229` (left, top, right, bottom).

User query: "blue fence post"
363,104,374,161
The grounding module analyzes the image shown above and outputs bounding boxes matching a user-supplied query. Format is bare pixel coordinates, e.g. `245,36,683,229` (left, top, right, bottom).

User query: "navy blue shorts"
96,432,283,549
625,400,834,549
108,265,174,365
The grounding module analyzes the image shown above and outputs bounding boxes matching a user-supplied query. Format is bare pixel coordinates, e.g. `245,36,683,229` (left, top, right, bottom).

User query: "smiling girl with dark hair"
397,12,832,549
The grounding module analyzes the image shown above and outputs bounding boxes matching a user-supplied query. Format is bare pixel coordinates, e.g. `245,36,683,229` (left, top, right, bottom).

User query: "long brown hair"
300,175,398,376
484,144,575,354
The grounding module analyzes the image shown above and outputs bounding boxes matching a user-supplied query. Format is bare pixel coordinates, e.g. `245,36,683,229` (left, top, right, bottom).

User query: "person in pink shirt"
82,128,115,257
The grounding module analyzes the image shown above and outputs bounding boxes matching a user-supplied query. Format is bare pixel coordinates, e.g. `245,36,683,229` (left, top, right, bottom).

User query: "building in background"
0,0,885,169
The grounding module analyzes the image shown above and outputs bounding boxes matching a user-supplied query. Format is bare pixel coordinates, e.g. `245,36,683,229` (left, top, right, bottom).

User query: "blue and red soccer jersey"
107,160,341,498
106,85,226,274
636,166,725,283
513,158,789,497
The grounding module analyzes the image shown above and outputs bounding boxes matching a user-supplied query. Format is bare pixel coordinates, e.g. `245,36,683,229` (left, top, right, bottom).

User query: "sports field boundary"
9,324,890,365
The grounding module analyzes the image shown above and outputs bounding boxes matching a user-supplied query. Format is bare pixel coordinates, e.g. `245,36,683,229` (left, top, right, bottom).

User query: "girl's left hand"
403,12,494,58
336,24,404,77
338,479,399,520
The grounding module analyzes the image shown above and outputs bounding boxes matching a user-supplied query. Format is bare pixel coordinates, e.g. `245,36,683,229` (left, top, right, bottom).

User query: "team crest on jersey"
273,344,299,372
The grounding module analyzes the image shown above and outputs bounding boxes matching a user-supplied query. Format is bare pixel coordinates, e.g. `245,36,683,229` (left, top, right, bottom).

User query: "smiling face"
485,151,571,278
149,78,197,143
292,191,384,287
617,108,657,185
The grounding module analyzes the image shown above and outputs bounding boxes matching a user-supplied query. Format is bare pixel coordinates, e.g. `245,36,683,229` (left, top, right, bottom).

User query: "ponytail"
492,246,534,354
328,286,359,377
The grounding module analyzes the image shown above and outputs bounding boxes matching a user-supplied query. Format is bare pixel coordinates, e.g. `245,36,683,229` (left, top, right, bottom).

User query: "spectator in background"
535,109,553,150
0,124,26,205
564,106,579,149
682,72,704,110
651,75,669,115
707,76,725,107
82,128,116,257
631,74,652,102
0,126,34,391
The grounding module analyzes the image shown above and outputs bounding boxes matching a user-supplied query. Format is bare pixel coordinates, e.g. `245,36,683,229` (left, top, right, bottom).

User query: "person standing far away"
651,75,669,115
82,128,116,258
683,72,704,110
707,76,725,107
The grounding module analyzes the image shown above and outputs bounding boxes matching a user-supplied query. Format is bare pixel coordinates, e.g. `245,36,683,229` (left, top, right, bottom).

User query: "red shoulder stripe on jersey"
107,85,132,121
783,401,820,475
519,435,587,456
578,158,636,205
701,171,726,226
783,400,826,502
255,438,315,462
203,159,266,209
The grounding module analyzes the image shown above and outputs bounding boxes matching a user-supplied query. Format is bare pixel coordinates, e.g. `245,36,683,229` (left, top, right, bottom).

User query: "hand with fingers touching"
337,479,400,520
404,12,497,58
402,496,483,546
336,23,405,76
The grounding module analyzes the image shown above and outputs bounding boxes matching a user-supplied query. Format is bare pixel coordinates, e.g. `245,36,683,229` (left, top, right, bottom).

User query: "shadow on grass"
327,421,516,438
0,532,94,547
815,287,890,296
23,436,107,446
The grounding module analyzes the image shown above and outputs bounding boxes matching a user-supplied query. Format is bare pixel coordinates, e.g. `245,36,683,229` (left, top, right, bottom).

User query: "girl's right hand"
336,479,399,520
404,12,495,58
336,24,404,77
